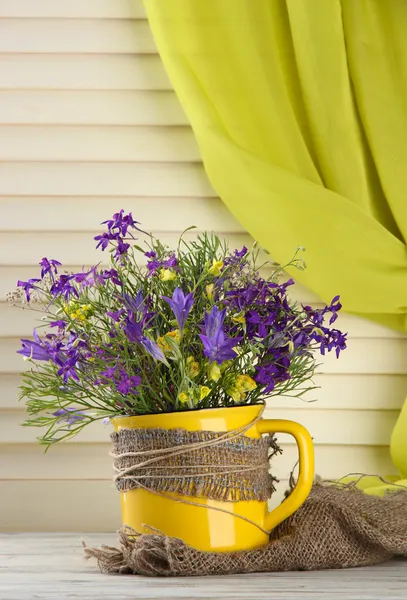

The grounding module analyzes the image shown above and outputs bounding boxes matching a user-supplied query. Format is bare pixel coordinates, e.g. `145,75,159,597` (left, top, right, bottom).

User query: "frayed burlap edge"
83,479,407,577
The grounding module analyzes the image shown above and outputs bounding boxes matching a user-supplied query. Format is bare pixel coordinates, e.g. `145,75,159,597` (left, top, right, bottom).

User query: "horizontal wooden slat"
0,162,214,196
0,408,399,445
0,0,146,19
3,336,407,375
0,443,396,481
0,19,156,54
1,372,405,411
0,90,188,125
0,55,171,90
0,301,402,341
0,374,23,407
0,197,240,232
0,125,201,162
0,480,121,531
0,231,249,265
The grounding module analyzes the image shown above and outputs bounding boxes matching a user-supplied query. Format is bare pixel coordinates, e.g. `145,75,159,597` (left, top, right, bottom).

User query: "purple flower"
71,266,104,288
116,375,142,396
102,210,140,237
100,366,118,380
100,269,122,286
18,337,52,361
123,317,144,343
57,356,80,383
66,331,89,351
18,330,68,366
17,278,40,302
327,295,342,325
39,258,61,280
199,306,241,364
236,246,248,257
145,250,156,259
123,315,167,364
162,287,194,333
49,320,67,330
94,232,110,251
147,252,178,276
114,239,130,259
53,408,86,428
255,356,291,393
50,274,79,300
303,295,343,327
100,364,142,396
106,309,125,323
165,254,178,268
122,290,145,315
95,210,141,259
224,246,248,269
140,337,167,364
315,328,347,358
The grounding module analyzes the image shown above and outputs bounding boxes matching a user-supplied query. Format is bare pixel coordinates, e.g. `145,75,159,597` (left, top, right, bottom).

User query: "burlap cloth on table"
83,423,407,576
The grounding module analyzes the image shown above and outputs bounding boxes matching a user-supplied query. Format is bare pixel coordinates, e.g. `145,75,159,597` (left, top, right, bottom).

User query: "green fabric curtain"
143,0,407,481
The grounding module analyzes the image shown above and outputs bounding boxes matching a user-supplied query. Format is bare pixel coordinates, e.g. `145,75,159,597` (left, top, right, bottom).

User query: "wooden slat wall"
0,0,404,532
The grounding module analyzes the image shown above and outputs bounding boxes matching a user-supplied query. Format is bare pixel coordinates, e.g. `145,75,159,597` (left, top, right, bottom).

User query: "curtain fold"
143,0,407,478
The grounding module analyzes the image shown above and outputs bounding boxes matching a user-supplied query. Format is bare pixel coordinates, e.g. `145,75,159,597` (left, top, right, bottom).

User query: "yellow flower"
228,389,245,403
199,386,211,400
237,374,257,392
205,283,215,301
186,356,200,378
178,392,190,404
208,259,224,277
232,312,246,324
227,374,257,403
220,360,232,373
208,362,221,382
160,268,177,281
157,330,181,354
65,301,93,322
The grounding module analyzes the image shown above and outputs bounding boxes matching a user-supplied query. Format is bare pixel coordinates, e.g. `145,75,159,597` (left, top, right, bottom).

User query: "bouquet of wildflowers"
10,211,347,446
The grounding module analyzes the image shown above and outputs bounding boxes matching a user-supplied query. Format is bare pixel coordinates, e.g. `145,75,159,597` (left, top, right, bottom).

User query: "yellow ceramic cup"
112,404,314,552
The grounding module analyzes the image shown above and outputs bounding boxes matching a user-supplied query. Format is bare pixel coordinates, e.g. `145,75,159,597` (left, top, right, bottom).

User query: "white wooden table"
1,533,406,599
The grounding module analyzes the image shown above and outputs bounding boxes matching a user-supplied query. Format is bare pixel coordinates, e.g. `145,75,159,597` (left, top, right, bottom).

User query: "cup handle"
257,418,314,532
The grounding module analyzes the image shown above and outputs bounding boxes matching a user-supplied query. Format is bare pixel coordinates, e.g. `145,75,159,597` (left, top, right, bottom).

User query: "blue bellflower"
123,314,167,365
18,338,52,361
122,290,145,315
18,330,64,363
199,306,241,364
162,287,194,333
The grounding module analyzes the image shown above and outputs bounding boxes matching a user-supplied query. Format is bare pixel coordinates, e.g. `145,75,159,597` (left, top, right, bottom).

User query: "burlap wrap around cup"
111,427,280,502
